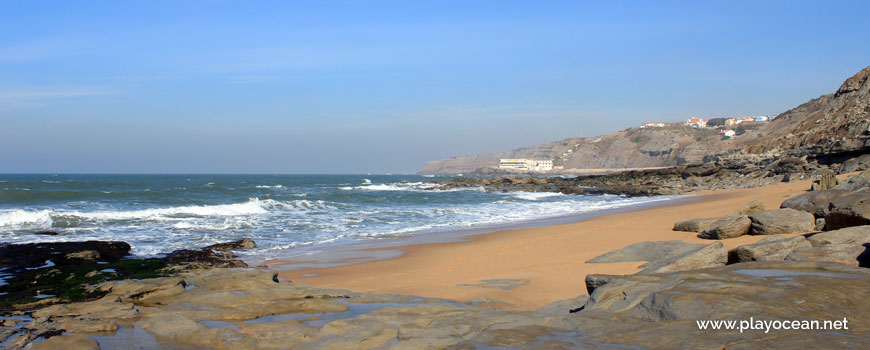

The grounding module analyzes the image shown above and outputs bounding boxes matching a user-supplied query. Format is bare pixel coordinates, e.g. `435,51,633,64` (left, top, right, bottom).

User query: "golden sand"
276,175,848,310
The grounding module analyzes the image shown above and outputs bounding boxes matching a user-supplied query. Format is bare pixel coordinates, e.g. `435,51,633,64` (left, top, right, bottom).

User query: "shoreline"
251,193,692,270
272,178,821,310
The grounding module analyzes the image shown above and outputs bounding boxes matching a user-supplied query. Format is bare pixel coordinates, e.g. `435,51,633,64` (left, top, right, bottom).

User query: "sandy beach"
275,177,831,310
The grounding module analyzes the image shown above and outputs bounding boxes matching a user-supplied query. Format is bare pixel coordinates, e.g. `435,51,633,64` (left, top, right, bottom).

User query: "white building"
641,122,666,128
498,159,554,171
721,129,736,138
684,117,708,128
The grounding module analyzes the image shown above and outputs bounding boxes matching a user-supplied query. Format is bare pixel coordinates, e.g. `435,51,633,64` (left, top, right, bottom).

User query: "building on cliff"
683,117,708,128
640,122,666,128
498,159,554,171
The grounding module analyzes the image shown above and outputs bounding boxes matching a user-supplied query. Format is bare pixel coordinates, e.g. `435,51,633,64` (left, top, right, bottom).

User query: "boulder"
205,238,257,251
812,169,838,190
585,274,622,295
586,241,706,264
698,214,751,239
731,200,766,216
834,170,870,192
826,188,870,230
727,236,812,263
780,189,850,217
807,225,870,246
673,218,717,232
749,209,816,235
640,242,726,274
785,243,869,267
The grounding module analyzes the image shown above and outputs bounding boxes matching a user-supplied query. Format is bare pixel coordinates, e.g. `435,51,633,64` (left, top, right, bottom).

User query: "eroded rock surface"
749,209,816,235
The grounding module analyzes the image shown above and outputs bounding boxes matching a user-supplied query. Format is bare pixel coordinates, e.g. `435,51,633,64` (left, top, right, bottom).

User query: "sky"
1,1,869,174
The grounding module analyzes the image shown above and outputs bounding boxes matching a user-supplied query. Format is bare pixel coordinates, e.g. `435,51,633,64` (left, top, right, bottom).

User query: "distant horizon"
3,1,869,173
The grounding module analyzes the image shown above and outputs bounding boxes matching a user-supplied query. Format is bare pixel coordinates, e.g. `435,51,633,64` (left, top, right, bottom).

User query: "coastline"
272,177,820,310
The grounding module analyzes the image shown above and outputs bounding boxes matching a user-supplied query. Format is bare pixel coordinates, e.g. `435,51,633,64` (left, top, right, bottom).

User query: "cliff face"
419,66,870,175
742,66,870,157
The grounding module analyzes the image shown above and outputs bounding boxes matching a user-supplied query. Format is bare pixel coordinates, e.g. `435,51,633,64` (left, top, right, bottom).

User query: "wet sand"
272,177,828,310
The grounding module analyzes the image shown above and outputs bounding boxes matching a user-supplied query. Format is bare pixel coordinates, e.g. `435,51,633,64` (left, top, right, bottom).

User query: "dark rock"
0,241,131,269
34,231,59,236
584,274,621,295
826,188,870,230
639,242,726,274
768,157,807,175
785,243,870,267
673,218,717,232
749,209,816,235
164,249,247,268
698,214,751,239
780,189,850,217
841,154,870,173
727,236,812,263
205,238,257,251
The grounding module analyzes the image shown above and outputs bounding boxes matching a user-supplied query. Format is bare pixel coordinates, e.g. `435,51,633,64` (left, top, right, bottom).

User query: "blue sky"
1,1,868,173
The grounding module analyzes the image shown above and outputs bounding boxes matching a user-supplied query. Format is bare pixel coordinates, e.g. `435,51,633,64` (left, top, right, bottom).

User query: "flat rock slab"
786,243,869,267
640,242,726,274
584,261,870,322
586,240,706,264
808,225,870,246
728,236,812,263
749,208,816,235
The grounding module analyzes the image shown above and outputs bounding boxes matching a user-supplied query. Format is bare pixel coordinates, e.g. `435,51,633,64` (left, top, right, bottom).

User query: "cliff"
419,66,870,175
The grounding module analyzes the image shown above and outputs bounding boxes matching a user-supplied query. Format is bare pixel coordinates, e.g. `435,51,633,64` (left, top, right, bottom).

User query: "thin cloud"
0,88,113,108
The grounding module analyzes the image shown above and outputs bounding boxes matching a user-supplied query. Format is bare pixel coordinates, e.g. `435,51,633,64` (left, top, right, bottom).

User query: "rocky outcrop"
0,239,257,310
826,188,870,230
785,243,869,267
807,225,870,246
748,209,816,235
728,236,812,263
639,242,726,274
780,189,850,217
698,214,751,239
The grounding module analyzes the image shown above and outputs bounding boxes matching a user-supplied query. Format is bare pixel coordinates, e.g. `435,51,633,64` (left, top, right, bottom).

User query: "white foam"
361,179,372,184
73,198,270,220
0,209,53,227
255,185,284,189
506,191,565,201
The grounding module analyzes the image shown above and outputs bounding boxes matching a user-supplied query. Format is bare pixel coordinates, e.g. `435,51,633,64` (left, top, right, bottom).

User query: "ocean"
0,174,676,259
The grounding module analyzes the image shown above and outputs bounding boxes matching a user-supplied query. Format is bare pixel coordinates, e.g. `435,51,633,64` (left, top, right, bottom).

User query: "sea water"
0,174,675,258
